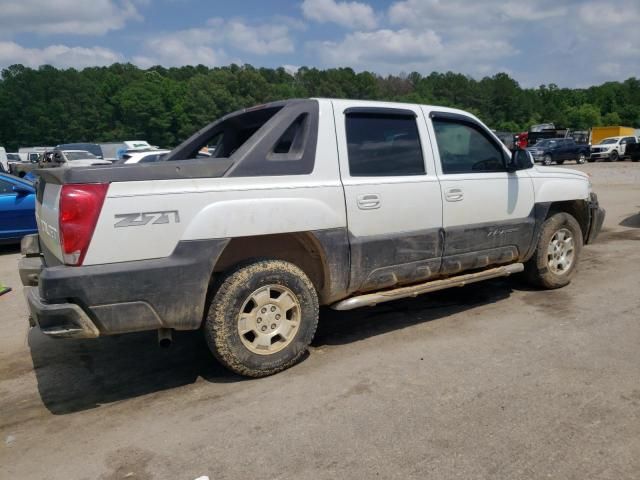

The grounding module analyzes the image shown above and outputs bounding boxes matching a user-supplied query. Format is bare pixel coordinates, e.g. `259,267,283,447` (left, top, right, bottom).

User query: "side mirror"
508,149,533,172
12,185,33,196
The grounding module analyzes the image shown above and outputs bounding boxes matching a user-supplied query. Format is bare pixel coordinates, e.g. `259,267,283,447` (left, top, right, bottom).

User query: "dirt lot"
1,162,639,480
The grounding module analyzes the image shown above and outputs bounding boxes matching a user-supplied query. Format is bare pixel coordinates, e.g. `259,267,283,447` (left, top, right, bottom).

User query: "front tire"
543,154,553,166
524,212,583,289
610,150,619,162
203,259,319,377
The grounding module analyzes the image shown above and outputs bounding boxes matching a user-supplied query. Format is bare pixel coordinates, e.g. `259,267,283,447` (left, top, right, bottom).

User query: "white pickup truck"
19,99,605,377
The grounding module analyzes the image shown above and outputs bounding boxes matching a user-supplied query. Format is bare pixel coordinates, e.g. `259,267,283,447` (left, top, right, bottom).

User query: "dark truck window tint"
433,120,506,174
345,114,425,177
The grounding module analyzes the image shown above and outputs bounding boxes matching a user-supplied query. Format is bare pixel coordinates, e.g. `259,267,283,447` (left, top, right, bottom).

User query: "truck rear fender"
211,229,350,306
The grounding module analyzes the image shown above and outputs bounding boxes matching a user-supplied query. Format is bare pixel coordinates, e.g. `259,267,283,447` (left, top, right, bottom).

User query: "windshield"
599,138,618,145
64,151,97,160
536,140,556,148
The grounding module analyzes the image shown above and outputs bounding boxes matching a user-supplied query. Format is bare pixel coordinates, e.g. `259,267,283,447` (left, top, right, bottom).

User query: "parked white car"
46,150,112,167
119,149,171,164
589,136,637,162
0,147,7,172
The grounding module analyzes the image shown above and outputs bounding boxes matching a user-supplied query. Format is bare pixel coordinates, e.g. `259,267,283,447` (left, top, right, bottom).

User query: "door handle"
357,193,381,210
445,188,464,202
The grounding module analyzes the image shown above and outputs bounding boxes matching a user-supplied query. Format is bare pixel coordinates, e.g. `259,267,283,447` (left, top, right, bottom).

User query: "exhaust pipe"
158,328,173,348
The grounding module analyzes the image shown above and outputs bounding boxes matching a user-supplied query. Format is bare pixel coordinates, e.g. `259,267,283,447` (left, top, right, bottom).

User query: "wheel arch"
211,230,350,306
547,199,590,241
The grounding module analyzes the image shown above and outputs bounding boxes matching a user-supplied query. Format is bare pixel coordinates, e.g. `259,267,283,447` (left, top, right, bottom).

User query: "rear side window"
432,119,506,174
345,113,425,177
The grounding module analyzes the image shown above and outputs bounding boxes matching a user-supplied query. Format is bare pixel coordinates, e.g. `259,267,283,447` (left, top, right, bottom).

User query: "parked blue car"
0,173,37,243
23,171,37,182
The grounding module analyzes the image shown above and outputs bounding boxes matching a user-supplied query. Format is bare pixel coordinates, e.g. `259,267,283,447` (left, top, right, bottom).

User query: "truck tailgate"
36,178,64,264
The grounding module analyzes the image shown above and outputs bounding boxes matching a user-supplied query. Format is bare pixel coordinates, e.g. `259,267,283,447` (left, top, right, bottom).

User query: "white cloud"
133,18,295,68
282,64,301,75
0,41,123,69
311,27,516,77
223,19,294,55
132,37,226,68
302,0,378,30
388,0,565,28
0,0,142,36
315,29,443,64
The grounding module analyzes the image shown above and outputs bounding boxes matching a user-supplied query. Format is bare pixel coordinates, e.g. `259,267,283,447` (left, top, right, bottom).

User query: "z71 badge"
114,211,180,228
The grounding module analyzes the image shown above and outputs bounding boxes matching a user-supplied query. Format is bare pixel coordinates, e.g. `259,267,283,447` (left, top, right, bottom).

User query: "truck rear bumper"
19,235,229,337
25,286,100,338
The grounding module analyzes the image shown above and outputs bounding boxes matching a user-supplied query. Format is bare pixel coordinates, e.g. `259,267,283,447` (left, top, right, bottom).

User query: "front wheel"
577,153,586,164
203,259,319,377
543,154,553,166
524,212,583,289
610,150,619,162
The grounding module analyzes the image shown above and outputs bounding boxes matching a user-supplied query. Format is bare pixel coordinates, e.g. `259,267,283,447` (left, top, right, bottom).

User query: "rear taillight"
59,183,108,266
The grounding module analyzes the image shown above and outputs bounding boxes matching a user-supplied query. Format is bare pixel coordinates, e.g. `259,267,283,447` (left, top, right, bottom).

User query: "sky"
0,0,638,88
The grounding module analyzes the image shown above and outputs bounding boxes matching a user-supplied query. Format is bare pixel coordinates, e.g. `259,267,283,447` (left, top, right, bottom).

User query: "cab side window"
345,113,425,177
432,119,506,174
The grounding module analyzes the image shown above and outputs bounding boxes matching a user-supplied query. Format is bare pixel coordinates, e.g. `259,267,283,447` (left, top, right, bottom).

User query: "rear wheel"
524,212,583,289
203,259,319,377
577,153,586,164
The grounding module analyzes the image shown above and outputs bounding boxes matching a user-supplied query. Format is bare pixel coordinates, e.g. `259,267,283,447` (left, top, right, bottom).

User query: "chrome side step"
330,263,524,311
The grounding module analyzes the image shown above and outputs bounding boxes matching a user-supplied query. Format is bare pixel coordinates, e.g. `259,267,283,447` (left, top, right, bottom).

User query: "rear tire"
203,259,319,377
524,212,583,289
577,153,586,164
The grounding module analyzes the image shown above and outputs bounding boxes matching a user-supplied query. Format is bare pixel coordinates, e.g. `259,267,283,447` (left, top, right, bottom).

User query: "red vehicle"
516,124,570,148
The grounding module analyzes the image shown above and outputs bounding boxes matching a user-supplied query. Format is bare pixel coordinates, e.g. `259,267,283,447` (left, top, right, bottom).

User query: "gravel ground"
0,162,639,480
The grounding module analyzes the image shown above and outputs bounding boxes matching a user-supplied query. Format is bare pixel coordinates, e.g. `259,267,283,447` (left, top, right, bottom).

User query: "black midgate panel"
36,99,318,184
348,229,443,293
226,100,319,177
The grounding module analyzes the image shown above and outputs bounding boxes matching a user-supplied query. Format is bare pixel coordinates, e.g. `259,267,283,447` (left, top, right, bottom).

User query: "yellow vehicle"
590,126,635,146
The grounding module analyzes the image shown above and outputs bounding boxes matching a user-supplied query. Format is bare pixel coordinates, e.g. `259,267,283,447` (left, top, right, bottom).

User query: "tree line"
0,63,639,150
